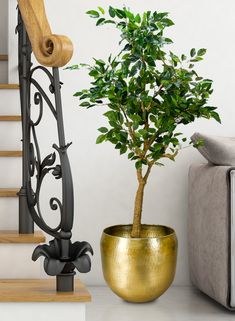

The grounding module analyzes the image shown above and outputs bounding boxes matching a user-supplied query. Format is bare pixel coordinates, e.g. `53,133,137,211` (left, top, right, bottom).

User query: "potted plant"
69,7,220,302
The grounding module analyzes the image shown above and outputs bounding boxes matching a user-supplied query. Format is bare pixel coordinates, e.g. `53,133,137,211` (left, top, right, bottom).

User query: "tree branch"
162,149,179,160
137,168,143,182
143,161,154,182
119,105,136,142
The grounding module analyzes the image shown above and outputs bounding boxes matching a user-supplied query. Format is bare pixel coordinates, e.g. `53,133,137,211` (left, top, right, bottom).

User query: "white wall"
0,0,8,83
3,0,235,286
0,0,8,54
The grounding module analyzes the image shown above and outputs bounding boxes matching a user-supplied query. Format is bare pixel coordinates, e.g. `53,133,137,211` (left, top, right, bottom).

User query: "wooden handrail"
17,0,73,67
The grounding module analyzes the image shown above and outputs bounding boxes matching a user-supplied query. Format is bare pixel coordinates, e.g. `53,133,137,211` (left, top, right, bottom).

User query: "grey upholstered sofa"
188,164,235,309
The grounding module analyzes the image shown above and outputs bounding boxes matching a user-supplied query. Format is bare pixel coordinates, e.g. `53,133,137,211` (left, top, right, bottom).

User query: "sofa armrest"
188,163,234,309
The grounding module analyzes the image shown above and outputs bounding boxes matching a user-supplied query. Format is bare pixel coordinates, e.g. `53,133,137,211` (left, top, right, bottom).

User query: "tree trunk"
131,180,146,238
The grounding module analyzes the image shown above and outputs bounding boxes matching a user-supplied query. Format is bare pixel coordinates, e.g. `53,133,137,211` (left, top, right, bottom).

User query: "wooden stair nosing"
0,151,22,157
0,279,91,302
0,55,8,61
0,231,45,244
0,188,19,197
0,115,21,122
0,84,19,89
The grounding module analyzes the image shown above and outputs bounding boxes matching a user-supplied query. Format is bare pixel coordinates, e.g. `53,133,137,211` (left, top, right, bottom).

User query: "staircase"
0,52,46,278
0,0,46,266
0,1,90,319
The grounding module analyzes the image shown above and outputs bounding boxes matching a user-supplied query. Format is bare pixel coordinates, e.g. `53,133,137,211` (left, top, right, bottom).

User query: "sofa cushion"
191,132,235,165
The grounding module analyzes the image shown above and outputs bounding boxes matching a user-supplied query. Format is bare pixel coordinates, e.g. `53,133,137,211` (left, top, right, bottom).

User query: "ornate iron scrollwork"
17,10,93,291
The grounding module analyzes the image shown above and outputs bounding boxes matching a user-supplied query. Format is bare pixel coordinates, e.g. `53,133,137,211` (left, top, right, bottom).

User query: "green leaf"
125,9,135,21
109,6,116,18
104,111,118,122
120,145,127,154
73,92,83,97
94,58,106,66
149,115,156,123
66,64,79,70
89,69,99,77
98,7,105,14
163,38,173,44
162,18,174,26
128,152,134,159
129,114,142,123
98,127,108,133
148,128,156,134
115,143,122,149
135,14,141,23
197,48,207,56
129,64,138,76
109,121,118,128
190,56,203,62
211,111,221,123
154,12,169,20
190,48,196,57
80,101,90,107
86,10,100,18
156,22,164,30
96,134,106,144
116,9,126,19
135,160,142,170
96,18,105,26
174,132,182,136
146,56,155,66
104,20,116,24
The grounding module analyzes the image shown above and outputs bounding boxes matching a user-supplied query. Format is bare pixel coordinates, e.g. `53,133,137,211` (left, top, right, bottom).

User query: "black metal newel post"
17,9,93,292
17,11,34,234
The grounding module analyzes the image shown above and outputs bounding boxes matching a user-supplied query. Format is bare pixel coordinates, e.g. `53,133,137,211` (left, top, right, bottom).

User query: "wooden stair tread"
0,231,45,244
0,84,19,89
0,115,21,121
0,151,22,157
0,188,19,197
0,279,91,302
0,55,8,61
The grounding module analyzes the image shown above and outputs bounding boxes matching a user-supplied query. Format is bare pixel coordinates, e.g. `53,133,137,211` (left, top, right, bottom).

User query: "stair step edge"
0,231,45,244
0,279,90,302
0,188,19,197
0,115,21,121
0,151,22,157
0,84,19,89
0,55,8,61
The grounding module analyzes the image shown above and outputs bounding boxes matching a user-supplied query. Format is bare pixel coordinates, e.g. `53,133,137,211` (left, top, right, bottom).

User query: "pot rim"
102,224,176,240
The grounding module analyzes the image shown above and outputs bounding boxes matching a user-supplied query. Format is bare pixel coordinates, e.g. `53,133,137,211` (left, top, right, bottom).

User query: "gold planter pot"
100,224,177,303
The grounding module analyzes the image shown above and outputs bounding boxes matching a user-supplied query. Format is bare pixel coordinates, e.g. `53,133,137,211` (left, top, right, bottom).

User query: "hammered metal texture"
100,224,177,303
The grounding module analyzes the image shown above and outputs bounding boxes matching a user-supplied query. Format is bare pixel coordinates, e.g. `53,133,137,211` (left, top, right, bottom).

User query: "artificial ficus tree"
69,7,220,238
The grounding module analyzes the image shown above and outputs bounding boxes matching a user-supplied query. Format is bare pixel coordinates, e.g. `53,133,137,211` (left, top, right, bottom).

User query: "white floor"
87,286,235,321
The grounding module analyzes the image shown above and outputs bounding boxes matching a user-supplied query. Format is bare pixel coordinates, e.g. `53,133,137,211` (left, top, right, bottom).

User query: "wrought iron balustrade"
17,5,92,292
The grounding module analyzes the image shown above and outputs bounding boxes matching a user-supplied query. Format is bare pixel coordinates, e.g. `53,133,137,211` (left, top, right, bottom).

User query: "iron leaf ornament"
32,239,93,276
